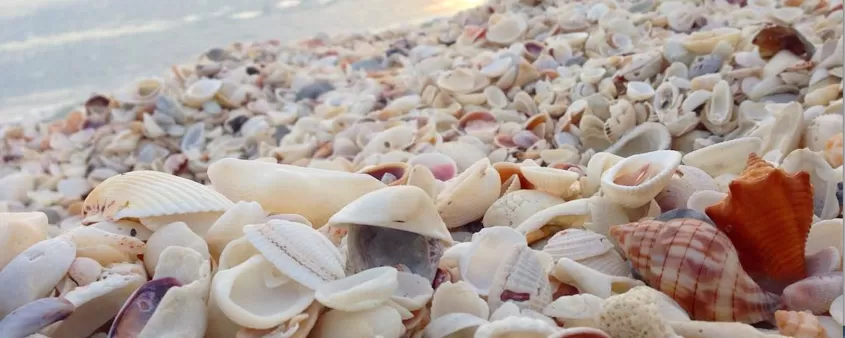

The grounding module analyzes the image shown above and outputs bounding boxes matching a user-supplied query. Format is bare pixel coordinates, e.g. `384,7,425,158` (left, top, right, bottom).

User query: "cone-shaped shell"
705,153,813,291
81,170,233,224
610,218,780,323
601,150,682,208
436,158,501,228
327,185,452,242
208,158,385,227
243,220,346,290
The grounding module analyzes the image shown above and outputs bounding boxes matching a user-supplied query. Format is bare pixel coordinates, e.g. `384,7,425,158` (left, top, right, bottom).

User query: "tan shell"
520,166,581,199
682,137,762,177
430,280,490,320
81,170,233,225
514,198,591,235
436,158,501,228
482,190,565,228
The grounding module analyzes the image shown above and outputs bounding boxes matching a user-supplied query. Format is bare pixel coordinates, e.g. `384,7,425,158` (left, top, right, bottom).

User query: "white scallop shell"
327,185,452,242
81,170,233,225
482,190,565,228
543,293,604,328
436,158,501,228
211,254,315,329
681,137,762,177
542,228,614,261
487,244,552,313
68,257,103,287
458,227,527,296
243,220,346,290
601,150,682,208
430,280,490,321
315,266,398,312
0,237,76,318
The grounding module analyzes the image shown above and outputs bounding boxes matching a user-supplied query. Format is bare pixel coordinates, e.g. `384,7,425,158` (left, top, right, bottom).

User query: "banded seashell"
81,170,233,225
610,218,780,323
487,244,552,314
243,220,345,291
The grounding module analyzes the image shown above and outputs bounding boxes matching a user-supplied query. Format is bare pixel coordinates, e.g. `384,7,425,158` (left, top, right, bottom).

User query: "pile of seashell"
0,0,843,336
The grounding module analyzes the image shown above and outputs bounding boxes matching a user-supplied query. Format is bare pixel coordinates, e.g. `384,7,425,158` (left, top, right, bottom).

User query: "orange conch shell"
609,218,780,323
705,153,813,291
775,310,828,338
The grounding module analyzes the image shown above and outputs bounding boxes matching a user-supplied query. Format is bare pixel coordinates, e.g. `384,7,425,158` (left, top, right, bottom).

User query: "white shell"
54,273,146,337
474,316,559,338
458,227,526,296
482,190,565,228
806,219,844,256
81,170,233,225
211,254,315,329
543,293,605,328
552,258,644,299
687,190,729,214
183,78,223,107
830,295,844,325
391,271,434,312
0,236,76,317
68,257,103,287
423,312,488,338
514,199,591,234
487,244,552,313
542,228,614,261
315,266,398,311
430,280,490,321
0,212,48,272
601,150,682,208
310,306,405,338
243,220,345,290
604,122,672,158
205,201,266,260
626,81,655,101
436,158,501,228
780,149,840,220
681,137,762,177
143,221,210,276
520,166,581,199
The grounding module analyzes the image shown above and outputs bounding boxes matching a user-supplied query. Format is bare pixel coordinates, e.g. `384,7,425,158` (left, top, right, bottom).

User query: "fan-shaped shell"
487,244,552,313
601,150,682,208
458,227,527,296
243,220,346,290
610,218,780,323
81,170,233,225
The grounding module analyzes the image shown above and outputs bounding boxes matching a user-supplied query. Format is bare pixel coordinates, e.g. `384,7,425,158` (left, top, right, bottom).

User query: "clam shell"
243,220,345,291
458,227,526,296
435,158,501,229
542,228,614,261
311,306,404,338
423,312,488,338
55,272,146,338
543,293,604,328
0,298,74,338
109,277,182,337
681,137,762,177
208,158,385,228
81,170,233,225
0,236,76,318
130,271,210,338
183,78,223,108
487,244,552,313
482,190,565,228
782,273,843,314
407,153,459,182
430,280,490,320
144,221,210,276
315,266,398,311
514,198,590,235
211,254,315,329
601,150,682,208
474,316,559,338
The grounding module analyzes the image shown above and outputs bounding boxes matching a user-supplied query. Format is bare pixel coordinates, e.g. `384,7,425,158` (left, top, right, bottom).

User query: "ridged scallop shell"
81,170,233,225
482,190,565,228
542,229,614,261
705,153,813,291
681,137,763,177
243,220,345,290
459,227,527,296
208,158,385,228
610,218,780,323
315,266,397,312
783,273,843,315
601,150,682,208
543,293,604,328
436,158,501,228
775,311,827,338
487,244,552,313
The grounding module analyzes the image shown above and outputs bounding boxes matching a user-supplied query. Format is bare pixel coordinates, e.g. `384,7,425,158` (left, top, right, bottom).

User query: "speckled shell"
705,153,813,291
775,311,828,338
81,170,233,225
486,244,552,314
610,218,780,323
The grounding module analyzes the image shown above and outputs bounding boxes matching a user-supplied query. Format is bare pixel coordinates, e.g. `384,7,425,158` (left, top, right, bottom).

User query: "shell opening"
612,163,658,186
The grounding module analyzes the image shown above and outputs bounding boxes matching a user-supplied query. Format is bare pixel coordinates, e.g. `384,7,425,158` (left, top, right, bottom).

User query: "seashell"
311,305,404,338
90,219,152,242
752,23,814,60
407,153,458,181
108,277,181,337
487,244,552,313
53,271,146,337
682,137,762,177
600,150,682,208
782,273,843,314
552,258,644,299
212,254,315,329
183,78,223,108
598,286,675,338
116,77,165,105
583,152,623,197
584,196,629,239
752,102,804,164
0,298,74,338
68,257,103,287
62,226,145,269
459,111,499,143
474,316,559,338
459,226,527,296
806,219,843,257
243,220,345,291
81,170,232,229
823,133,843,168
804,246,841,276
775,310,828,338
830,295,843,325
437,68,489,94
781,149,840,220
329,186,450,281
654,165,719,212
543,293,604,328
315,266,397,311
626,81,655,101
208,158,384,228
610,218,780,323
430,280,490,320
0,236,76,318
705,153,813,291
670,320,791,338
357,162,410,186
205,201,266,261
686,190,728,214
683,28,742,55
435,158,501,229
153,245,208,284
514,199,591,242
482,190,564,228
0,212,48,272
520,166,580,199
391,271,433,312
423,312,488,338
604,122,672,157
700,80,736,135
143,221,210,276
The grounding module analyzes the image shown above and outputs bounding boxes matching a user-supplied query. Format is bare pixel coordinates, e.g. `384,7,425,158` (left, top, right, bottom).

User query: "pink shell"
609,218,780,323
782,272,843,314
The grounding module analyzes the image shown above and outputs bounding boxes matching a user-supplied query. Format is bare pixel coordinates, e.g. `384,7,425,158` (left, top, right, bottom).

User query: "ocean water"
0,0,483,123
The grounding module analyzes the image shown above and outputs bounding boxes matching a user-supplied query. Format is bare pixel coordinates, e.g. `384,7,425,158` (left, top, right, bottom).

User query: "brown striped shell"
609,218,780,323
